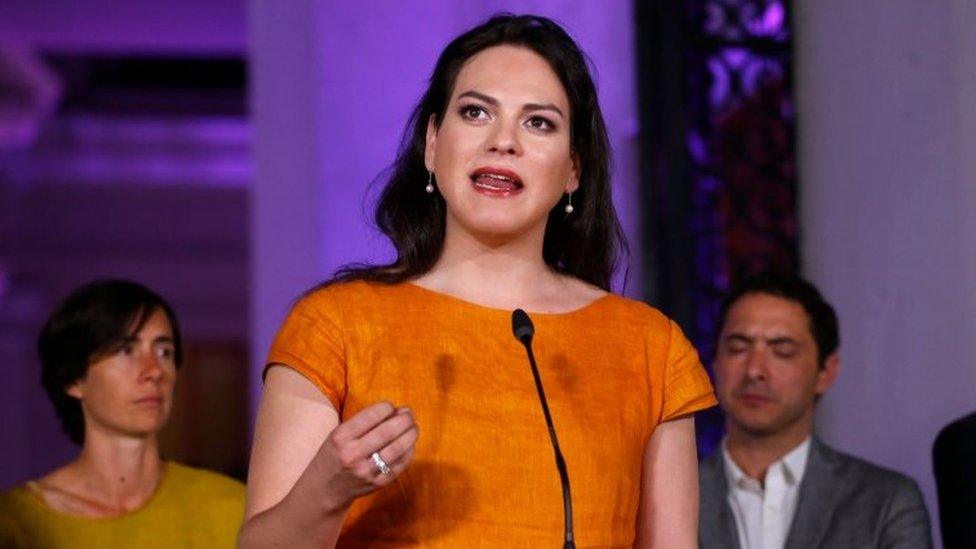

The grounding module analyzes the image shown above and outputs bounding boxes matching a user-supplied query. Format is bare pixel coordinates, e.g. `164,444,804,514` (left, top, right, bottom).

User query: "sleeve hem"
660,393,718,423
264,352,343,411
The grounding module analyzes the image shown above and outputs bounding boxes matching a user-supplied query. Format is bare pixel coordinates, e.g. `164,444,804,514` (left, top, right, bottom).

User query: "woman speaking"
240,14,716,548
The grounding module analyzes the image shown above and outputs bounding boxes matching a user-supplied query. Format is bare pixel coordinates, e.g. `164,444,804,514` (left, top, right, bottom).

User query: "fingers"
352,407,418,482
355,407,415,458
332,401,396,442
370,425,419,486
322,402,419,498
375,419,419,468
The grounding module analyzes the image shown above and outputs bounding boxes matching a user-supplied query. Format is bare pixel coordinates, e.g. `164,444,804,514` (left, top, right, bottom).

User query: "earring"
564,192,574,214
425,171,435,194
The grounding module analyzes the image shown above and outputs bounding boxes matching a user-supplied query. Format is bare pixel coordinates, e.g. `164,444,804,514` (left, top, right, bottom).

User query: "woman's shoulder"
297,279,411,309
0,484,33,511
590,291,671,328
0,482,61,545
163,463,245,503
3,466,83,517
0,487,34,549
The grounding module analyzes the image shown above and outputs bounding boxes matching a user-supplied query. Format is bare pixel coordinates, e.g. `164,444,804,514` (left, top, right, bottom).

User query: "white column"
796,2,976,543
247,1,329,418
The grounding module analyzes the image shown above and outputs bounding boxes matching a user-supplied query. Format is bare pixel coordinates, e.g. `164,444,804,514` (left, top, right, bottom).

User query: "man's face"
714,292,838,438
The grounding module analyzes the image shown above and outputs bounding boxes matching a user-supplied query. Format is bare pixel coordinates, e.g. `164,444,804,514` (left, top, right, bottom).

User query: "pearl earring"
564,192,574,214
425,171,435,194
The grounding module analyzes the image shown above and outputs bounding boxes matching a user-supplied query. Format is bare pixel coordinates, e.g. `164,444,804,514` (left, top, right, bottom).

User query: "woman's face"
68,308,177,442
425,45,579,245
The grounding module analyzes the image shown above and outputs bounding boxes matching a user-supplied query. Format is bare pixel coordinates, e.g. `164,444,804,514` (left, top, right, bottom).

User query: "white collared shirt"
722,437,812,549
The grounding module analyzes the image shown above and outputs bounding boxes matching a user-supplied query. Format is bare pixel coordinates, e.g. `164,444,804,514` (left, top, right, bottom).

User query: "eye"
768,339,799,358
120,343,136,357
459,104,489,120
723,340,748,354
526,115,556,132
772,346,798,359
156,346,175,361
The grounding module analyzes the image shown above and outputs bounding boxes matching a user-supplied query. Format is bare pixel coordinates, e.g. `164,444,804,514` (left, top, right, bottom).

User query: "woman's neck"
418,229,602,313
38,431,164,517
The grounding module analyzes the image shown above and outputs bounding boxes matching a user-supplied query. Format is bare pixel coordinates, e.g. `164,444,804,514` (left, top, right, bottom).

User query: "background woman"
241,14,715,548
0,280,244,548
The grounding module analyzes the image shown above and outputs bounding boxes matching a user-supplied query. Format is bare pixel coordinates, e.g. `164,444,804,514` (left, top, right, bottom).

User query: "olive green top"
0,462,244,548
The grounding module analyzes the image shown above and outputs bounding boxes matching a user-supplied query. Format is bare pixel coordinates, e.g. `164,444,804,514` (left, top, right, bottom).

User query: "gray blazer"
699,438,932,549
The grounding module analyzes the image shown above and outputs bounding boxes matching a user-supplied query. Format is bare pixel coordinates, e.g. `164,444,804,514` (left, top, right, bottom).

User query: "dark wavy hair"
329,13,626,291
37,280,183,445
718,271,839,368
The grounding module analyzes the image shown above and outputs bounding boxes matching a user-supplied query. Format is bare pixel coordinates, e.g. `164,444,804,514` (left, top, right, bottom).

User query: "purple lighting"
26,116,252,188
753,3,786,36
704,0,788,42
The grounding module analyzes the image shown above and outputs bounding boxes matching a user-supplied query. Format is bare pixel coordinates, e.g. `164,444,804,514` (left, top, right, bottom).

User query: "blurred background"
0,2,973,546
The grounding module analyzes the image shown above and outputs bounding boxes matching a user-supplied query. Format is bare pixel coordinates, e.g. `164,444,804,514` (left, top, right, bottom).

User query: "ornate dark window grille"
636,0,798,455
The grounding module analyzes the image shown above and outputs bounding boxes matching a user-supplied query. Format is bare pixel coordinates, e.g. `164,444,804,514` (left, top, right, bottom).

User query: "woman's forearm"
238,474,349,549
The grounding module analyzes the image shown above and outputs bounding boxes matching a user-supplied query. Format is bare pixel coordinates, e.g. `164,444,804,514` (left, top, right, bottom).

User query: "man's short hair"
37,280,183,445
718,271,839,367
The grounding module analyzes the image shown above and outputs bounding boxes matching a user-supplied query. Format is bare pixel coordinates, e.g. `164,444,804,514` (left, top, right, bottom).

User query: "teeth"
474,172,517,183
475,179,511,189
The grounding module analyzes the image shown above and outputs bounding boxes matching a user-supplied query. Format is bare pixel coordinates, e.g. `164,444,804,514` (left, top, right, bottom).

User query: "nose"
138,352,165,383
486,118,522,156
744,350,769,381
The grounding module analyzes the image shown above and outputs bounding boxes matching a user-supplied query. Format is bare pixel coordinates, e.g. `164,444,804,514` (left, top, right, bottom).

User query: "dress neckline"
21,461,173,522
402,281,613,318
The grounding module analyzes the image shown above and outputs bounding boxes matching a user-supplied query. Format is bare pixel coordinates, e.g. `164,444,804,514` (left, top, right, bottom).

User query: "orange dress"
267,281,716,548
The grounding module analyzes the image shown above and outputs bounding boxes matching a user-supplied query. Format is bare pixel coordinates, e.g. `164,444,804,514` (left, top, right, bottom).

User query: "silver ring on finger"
370,451,392,475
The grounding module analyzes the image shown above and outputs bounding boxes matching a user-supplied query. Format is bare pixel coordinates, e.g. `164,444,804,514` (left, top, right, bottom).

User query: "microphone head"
511,308,534,344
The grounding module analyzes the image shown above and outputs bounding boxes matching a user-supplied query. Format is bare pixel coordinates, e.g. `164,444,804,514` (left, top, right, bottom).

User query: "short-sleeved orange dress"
267,281,716,548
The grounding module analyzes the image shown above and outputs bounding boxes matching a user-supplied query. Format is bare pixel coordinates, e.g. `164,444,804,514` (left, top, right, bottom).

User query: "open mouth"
470,167,524,195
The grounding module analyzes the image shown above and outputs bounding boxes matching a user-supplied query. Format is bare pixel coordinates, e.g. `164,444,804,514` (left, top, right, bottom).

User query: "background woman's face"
68,308,177,442
425,45,579,246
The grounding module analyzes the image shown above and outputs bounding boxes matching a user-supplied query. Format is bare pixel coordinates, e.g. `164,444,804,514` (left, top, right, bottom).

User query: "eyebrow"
723,334,799,346
457,90,565,118
121,335,174,345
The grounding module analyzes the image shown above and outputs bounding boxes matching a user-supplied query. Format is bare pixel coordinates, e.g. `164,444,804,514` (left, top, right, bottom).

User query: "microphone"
511,309,575,549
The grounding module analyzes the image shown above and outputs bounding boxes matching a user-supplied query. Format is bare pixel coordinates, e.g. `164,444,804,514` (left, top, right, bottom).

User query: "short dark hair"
37,280,183,445
329,13,627,291
718,271,839,367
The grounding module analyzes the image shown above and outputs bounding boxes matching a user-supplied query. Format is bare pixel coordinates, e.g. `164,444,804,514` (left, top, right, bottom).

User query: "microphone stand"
512,309,575,549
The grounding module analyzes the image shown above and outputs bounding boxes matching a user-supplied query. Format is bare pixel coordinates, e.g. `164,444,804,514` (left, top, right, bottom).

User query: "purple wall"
0,0,245,54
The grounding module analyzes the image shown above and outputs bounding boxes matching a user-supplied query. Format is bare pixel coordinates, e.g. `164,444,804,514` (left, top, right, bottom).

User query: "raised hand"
313,401,418,510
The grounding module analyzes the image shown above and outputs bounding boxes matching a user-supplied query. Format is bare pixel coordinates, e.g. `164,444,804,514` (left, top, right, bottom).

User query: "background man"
699,272,931,549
